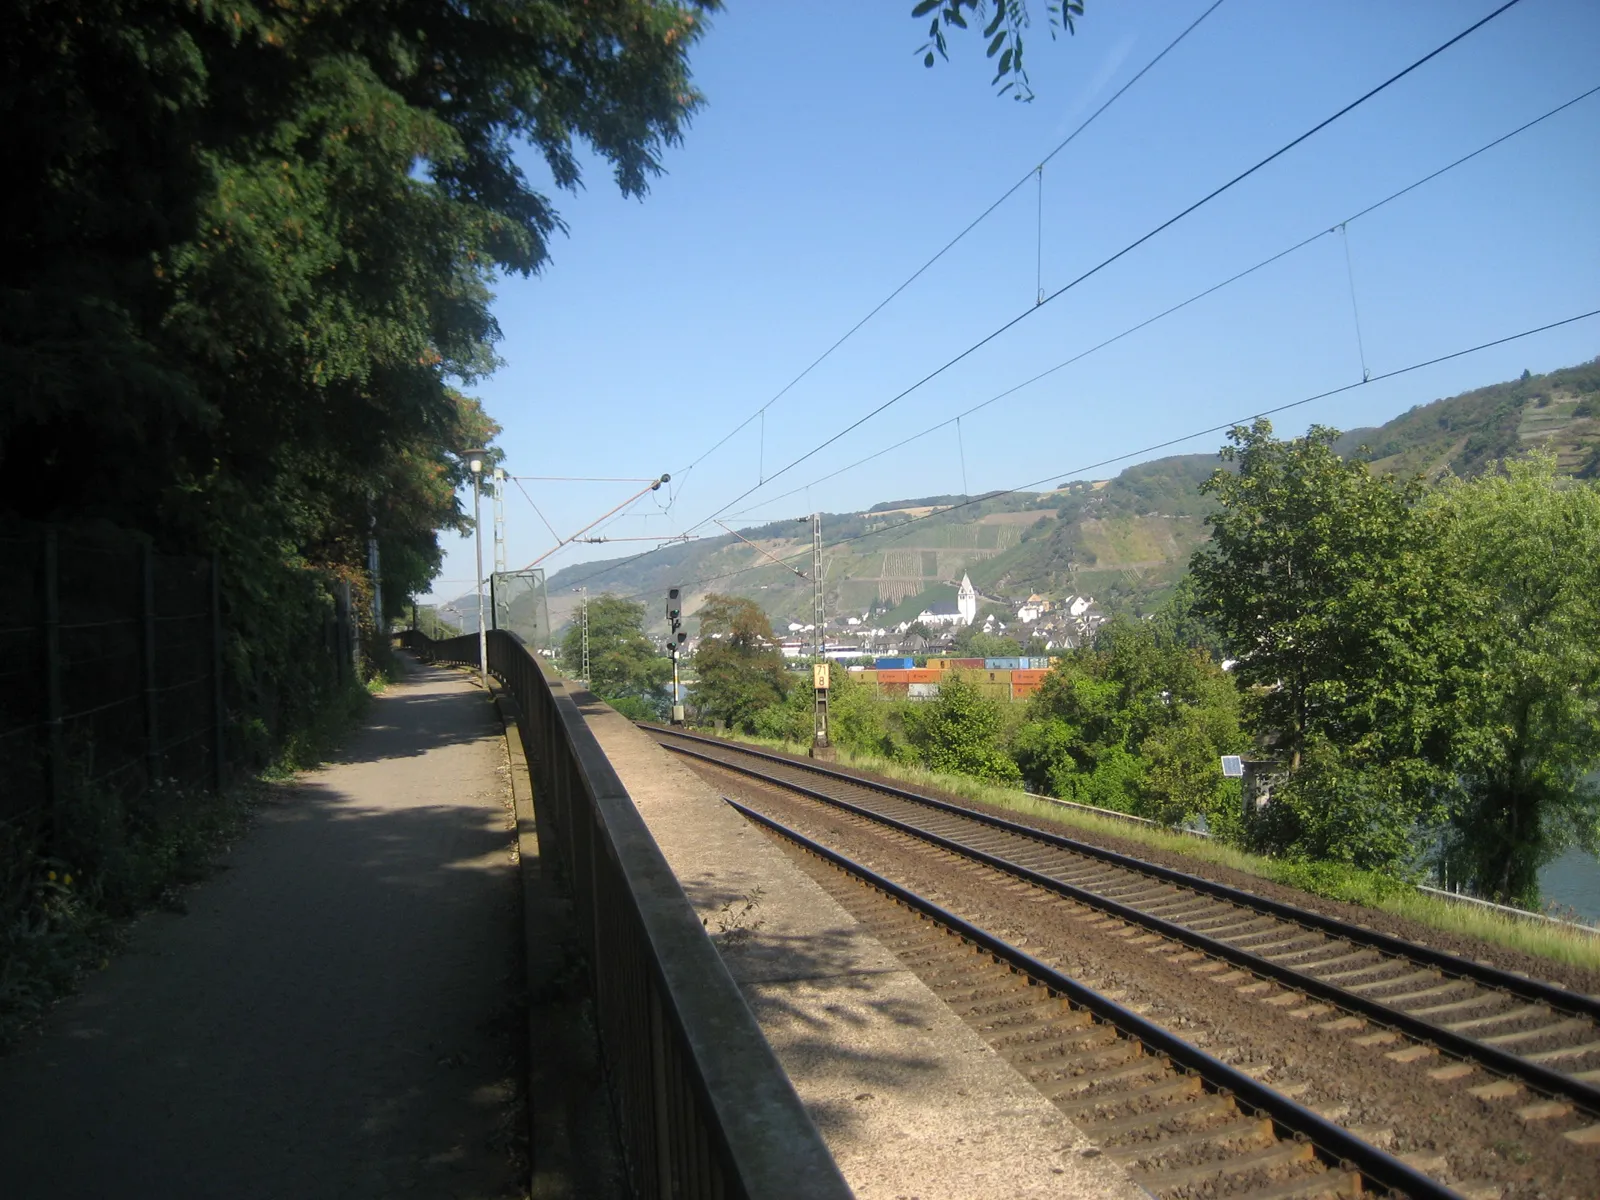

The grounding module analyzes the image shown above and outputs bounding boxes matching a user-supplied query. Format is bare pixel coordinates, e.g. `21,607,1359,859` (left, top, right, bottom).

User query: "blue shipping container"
985,657,1021,670
875,656,915,670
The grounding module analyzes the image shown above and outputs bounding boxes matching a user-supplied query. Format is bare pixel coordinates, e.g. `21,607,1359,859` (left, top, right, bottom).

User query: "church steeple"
957,573,977,626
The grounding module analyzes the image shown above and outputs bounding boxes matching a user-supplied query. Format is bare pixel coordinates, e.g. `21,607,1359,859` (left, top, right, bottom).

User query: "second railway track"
646,725,1600,1150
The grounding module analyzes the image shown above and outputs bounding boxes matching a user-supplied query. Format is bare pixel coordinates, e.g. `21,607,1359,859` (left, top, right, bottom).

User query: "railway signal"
667,587,685,725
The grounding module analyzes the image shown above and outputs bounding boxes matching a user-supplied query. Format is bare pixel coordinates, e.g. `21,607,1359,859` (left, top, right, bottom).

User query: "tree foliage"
2,0,712,744
561,595,671,712
1429,455,1600,903
1012,620,1241,826
912,1,1084,100
692,594,788,732
903,674,1020,783
1190,421,1449,773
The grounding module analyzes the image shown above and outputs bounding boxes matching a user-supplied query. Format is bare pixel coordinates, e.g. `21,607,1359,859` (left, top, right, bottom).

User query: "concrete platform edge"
490,685,627,1200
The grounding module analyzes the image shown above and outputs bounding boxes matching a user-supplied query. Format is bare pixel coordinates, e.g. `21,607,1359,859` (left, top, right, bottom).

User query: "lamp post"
469,455,489,691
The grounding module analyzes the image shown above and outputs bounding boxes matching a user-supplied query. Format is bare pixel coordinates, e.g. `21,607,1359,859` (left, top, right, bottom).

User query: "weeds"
0,673,385,1051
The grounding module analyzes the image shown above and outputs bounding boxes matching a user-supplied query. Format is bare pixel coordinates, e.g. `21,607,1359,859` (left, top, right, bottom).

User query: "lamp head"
469,458,483,474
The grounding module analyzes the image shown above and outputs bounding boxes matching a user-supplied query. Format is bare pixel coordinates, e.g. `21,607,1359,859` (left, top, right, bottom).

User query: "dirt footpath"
0,661,525,1200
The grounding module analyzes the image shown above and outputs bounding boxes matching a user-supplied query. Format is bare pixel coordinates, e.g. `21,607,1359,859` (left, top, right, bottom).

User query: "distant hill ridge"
521,358,1598,633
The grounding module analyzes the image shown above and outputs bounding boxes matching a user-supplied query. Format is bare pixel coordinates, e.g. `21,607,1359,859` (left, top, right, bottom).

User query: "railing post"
42,530,65,826
141,542,160,789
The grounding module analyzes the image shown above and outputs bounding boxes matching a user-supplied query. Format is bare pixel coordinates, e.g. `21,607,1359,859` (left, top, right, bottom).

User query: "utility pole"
579,587,589,684
811,512,832,759
666,587,686,725
470,455,489,689
492,467,507,576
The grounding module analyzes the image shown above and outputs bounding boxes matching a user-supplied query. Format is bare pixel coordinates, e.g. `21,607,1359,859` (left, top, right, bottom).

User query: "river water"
1536,770,1600,923
1541,845,1600,923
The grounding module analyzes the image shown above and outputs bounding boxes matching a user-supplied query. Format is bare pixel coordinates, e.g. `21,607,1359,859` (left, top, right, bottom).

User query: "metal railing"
399,629,849,1200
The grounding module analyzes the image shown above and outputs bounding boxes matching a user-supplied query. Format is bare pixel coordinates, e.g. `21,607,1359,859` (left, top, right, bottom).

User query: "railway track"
734,798,1451,1200
646,726,1600,1142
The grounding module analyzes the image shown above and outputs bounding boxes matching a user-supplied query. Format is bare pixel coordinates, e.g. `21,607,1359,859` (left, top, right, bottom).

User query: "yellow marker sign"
813,663,831,690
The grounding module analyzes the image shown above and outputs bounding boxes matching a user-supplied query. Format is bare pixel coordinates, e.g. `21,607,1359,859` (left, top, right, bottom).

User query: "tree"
949,626,1022,657
2,0,713,747
903,674,1020,783
753,667,896,758
913,1,1085,100
560,596,670,712
692,594,789,732
1012,620,1242,825
1190,421,1447,773
1187,421,1457,867
1430,456,1600,904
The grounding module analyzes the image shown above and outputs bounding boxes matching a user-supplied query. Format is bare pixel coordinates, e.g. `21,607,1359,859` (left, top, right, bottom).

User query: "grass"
0,669,390,1051
723,731,1600,974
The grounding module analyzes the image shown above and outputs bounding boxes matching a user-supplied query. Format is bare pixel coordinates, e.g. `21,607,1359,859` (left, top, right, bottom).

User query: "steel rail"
655,730,1600,1115
650,725,1600,1019
728,797,1459,1200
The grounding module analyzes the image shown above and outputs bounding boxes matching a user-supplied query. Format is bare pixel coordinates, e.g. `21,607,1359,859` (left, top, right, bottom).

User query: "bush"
903,676,1020,785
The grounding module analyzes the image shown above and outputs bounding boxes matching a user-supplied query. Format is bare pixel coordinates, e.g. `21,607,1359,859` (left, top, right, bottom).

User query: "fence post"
42,530,65,826
211,552,226,793
142,542,160,789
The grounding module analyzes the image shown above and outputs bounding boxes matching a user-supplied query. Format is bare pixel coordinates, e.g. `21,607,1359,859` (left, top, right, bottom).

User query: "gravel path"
0,660,525,1200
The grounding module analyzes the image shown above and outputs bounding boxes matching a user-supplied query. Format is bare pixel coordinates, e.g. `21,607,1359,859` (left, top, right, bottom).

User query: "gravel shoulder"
723,737,1600,998
698,760,1600,1200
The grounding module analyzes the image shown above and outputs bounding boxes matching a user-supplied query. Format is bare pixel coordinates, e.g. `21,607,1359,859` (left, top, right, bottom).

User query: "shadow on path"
0,663,524,1200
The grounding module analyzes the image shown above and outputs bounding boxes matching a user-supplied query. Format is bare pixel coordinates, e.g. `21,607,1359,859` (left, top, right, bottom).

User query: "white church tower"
957,573,978,626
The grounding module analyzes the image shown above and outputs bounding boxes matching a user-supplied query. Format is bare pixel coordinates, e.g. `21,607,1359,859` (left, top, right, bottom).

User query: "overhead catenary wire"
549,19,1580,598
719,80,1600,524
667,0,1230,487
604,306,1600,604
678,0,1528,539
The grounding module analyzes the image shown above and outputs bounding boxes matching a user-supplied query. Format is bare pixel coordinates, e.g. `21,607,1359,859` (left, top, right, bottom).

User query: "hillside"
526,357,1598,635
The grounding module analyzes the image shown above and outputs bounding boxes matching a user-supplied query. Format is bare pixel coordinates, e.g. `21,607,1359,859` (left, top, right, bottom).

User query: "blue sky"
425,0,1600,601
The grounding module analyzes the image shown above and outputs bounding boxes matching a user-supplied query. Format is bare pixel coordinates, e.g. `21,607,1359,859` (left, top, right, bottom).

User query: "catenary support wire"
667,0,1230,485
1339,223,1372,381
716,81,1598,525
676,0,1527,538
600,306,1600,601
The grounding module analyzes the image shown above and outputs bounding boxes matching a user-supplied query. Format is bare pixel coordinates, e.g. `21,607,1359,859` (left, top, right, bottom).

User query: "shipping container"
905,669,941,684
1012,682,1043,701
982,669,1012,684
1011,669,1048,685
855,670,878,683
875,656,915,670
972,682,1011,701
878,681,910,696
877,669,911,684
984,657,1021,670
908,682,941,699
